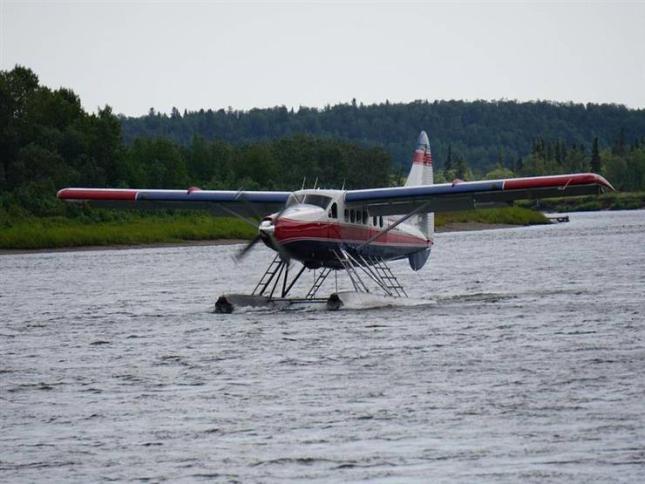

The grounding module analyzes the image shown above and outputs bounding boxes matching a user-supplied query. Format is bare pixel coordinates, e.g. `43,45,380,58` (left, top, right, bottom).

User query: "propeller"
233,191,292,262
258,214,292,262
234,234,263,261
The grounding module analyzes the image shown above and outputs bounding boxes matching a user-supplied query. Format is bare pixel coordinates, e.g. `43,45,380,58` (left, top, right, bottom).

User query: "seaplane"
57,131,614,312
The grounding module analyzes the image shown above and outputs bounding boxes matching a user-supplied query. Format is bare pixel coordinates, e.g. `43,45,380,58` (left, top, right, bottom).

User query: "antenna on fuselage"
301,177,306,190
313,177,318,189
341,179,345,190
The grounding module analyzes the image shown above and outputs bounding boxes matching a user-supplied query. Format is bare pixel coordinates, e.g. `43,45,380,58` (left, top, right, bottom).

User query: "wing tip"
502,173,615,192
590,173,615,192
56,188,138,201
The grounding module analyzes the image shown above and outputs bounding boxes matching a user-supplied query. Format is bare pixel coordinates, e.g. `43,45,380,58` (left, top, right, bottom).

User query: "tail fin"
405,131,434,240
405,130,433,187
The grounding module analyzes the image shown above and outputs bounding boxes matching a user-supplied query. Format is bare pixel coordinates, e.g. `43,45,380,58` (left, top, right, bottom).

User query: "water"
1,210,644,482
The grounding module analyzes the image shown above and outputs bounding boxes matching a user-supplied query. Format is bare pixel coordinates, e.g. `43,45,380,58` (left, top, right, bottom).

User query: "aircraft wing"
56,188,291,218
345,173,614,216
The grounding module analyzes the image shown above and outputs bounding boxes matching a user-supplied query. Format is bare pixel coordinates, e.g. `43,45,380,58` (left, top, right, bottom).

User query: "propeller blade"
266,198,295,261
234,234,262,261
235,189,294,263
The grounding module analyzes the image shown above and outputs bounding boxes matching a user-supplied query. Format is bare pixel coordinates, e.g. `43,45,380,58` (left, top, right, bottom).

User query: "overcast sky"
2,1,644,116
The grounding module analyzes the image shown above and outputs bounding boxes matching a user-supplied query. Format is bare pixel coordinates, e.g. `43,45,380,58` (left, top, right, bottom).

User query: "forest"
0,67,391,218
121,95,645,177
1,65,644,222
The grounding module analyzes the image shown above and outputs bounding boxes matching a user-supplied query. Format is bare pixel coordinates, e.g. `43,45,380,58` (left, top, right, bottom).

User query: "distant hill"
120,100,645,171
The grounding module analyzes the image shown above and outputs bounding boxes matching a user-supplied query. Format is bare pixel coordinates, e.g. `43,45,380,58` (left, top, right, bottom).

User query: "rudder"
405,131,434,271
404,131,434,240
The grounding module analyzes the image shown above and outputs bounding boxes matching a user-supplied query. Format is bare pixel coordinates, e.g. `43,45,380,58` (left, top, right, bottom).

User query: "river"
1,210,644,482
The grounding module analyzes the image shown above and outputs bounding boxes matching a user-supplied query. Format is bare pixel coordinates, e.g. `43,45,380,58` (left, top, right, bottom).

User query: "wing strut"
358,201,431,249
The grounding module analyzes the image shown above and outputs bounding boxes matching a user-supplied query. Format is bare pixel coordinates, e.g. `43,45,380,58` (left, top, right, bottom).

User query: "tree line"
0,67,391,216
121,97,645,174
441,133,645,192
1,66,644,218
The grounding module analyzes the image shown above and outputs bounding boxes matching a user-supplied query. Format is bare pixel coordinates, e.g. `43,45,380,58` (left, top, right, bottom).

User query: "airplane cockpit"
285,190,342,220
285,193,332,209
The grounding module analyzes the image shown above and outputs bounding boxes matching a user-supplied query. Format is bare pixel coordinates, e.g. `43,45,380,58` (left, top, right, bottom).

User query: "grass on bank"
0,205,549,250
0,213,256,250
517,191,645,212
435,206,549,228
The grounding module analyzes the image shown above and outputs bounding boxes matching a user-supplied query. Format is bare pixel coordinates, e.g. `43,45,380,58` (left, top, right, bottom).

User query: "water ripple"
1,210,644,482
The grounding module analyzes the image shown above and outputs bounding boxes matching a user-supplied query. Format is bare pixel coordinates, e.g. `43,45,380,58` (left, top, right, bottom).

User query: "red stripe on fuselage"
275,218,430,247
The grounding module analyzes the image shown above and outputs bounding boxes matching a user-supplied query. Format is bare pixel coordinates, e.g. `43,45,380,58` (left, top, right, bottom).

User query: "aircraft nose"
259,218,275,236
258,217,281,252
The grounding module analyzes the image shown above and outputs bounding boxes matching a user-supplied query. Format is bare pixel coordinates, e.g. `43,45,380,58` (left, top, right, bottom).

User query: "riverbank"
0,213,256,251
0,206,547,252
435,206,548,228
517,191,645,212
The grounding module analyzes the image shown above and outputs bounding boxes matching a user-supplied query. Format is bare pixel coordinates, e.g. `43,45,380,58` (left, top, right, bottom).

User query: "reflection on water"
1,210,644,482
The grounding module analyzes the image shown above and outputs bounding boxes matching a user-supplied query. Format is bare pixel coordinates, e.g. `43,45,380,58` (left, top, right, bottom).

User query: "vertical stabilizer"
405,130,433,187
405,131,434,241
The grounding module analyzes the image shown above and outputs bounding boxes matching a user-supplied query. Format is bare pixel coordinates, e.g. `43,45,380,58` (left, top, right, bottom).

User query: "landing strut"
214,250,407,313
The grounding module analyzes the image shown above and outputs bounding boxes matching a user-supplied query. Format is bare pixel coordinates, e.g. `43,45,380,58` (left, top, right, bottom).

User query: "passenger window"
350,210,355,223
329,203,338,219
379,216,383,228
372,216,377,226
344,209,348,221
363,211,368,224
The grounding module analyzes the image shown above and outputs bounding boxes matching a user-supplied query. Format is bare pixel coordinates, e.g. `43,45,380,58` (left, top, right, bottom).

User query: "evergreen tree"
514,157,523,173
591,137,601,173
444,143,453,179
613,127,626,156
455,155,467,180
555,140,562,165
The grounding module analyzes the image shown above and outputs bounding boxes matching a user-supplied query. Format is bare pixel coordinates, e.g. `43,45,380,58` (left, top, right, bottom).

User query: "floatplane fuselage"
259,188,431,270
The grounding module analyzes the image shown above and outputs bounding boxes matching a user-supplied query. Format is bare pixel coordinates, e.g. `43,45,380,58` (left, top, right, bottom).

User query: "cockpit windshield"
302,194,332,209
286,193,332,209
285,193,303,207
